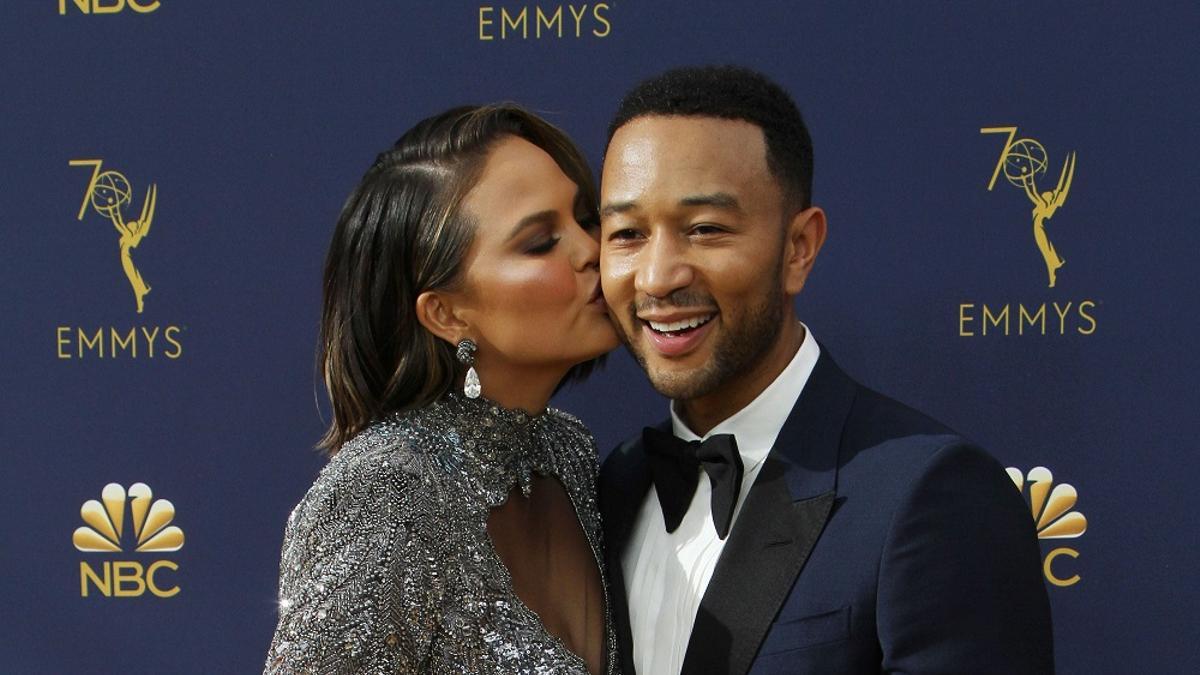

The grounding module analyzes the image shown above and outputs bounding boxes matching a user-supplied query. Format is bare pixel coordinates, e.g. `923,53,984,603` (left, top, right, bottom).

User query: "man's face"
600,116,792,400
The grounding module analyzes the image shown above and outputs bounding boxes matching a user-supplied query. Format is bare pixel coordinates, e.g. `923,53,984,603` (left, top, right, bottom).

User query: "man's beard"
616,276,787,402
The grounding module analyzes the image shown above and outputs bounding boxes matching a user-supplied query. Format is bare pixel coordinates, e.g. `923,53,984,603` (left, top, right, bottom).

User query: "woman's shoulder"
326,415,438,484
268,415,455,672
285,413,451,532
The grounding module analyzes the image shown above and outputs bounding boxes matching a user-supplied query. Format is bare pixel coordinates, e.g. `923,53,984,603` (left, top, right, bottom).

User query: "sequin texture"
264,392,619,674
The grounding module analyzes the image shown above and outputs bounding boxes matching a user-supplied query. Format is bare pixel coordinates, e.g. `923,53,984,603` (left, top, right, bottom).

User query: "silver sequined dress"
264,393,619,674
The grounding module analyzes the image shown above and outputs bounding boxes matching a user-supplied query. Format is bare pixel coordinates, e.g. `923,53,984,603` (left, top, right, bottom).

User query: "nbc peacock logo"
74,482,184,598
1006,466,1086,587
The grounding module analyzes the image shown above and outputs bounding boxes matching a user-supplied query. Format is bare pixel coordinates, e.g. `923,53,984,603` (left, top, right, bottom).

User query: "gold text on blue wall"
479,4,611,40
958,300,1097,337
56,326,184,359
58,0,160,14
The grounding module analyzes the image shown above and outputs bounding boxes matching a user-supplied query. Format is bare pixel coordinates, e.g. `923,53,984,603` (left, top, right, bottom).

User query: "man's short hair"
607,65,814,210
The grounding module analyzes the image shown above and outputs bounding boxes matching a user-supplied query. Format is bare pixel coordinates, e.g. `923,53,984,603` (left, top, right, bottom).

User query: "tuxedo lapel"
601,424,660,556
599,425,658,675
680,350,857,675
683,468,834,675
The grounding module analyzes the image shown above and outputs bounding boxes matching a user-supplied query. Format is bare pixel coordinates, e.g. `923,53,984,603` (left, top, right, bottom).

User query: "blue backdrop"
2,1,1197,672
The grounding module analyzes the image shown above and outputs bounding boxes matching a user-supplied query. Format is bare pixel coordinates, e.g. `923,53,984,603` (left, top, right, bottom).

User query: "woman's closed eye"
526,235,561,255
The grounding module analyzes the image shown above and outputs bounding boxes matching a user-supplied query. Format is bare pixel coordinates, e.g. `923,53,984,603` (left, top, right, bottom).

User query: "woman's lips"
642,317,715,357
587,281,606,307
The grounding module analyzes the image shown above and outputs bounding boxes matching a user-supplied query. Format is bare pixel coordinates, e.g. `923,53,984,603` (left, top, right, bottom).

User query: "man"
597,65,1053,675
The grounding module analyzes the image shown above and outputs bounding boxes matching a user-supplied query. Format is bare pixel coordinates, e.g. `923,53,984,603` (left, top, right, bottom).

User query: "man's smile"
639,312,718,357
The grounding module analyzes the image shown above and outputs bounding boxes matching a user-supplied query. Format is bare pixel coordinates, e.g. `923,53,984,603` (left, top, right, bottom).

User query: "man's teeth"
648,315,714,333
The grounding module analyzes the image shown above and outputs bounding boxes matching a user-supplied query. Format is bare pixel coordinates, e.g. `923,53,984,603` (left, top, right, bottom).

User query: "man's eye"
691,223,725,235
608,228,642,241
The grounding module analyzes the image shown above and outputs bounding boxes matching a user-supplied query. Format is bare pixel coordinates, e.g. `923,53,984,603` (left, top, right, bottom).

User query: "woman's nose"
570,222,601,272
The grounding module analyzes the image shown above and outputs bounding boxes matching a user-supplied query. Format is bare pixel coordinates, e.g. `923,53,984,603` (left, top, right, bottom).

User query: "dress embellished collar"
422,391,560,505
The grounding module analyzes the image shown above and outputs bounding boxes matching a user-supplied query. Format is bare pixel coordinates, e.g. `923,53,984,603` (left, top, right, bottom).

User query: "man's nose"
636,232,693,298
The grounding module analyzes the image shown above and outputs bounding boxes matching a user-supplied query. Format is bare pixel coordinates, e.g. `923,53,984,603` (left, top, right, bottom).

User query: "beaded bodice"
264,393,618,674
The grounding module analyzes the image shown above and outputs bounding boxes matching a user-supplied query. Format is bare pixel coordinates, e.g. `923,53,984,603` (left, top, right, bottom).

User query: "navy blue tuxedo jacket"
599,351,1054,674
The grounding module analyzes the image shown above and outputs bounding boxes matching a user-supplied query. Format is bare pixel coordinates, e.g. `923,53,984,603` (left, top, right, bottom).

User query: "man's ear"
415,290,470,345
783,206,827,295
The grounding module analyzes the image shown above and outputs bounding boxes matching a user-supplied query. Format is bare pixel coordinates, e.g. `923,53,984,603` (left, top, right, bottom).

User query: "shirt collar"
670,323,820,467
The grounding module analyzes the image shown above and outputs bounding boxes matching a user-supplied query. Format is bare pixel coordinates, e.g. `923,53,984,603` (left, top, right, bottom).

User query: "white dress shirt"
622,324,820,675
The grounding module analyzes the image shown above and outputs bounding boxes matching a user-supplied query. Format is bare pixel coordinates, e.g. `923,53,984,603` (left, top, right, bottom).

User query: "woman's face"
453,135,618,378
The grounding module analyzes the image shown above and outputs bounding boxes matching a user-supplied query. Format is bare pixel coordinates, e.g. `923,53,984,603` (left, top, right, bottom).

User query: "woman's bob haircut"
318,104,601,453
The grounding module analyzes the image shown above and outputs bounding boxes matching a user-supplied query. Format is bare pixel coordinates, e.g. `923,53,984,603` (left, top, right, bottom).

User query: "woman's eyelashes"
525,234,561,255
523,212,597,255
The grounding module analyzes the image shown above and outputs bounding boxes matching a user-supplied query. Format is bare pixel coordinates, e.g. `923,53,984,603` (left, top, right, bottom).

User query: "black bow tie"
643,426,745,540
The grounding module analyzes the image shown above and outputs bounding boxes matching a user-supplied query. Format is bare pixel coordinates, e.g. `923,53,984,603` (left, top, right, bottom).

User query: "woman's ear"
415,290,469,345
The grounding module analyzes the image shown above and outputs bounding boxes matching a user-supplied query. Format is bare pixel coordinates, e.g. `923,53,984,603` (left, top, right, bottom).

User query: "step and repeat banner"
2,2,1197,673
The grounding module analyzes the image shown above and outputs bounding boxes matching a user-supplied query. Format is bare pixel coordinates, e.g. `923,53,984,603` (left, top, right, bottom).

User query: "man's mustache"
631,290,719,315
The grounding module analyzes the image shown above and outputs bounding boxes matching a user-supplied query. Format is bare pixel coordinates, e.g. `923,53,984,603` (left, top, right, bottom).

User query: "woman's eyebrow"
506,210,558,241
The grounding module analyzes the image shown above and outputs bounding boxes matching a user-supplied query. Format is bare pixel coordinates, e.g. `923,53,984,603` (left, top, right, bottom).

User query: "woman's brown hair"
318,104,599,453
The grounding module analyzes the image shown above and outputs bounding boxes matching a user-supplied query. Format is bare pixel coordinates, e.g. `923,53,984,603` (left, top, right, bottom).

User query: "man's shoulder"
831,379,1016,504
800,348,967,465
822,374,1005,488
844,383,958,443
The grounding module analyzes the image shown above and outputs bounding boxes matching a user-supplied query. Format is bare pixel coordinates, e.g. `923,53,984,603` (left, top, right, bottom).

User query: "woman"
264,105,620,674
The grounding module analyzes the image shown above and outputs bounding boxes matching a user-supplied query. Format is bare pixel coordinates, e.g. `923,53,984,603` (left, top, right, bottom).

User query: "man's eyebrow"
600,192,742,219
600,200,637,218
679,192,741,211
506,210,557,241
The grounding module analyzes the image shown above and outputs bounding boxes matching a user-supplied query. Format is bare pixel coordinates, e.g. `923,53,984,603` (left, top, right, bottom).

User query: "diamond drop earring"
456,339,481,399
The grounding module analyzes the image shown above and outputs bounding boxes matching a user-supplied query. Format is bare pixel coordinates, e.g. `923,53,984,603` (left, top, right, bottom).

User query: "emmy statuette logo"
74,482,184,598
980,127,1077,289
1006,466,1087,587
957,127,1096,337
58,158,184,360
70,159,157,314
